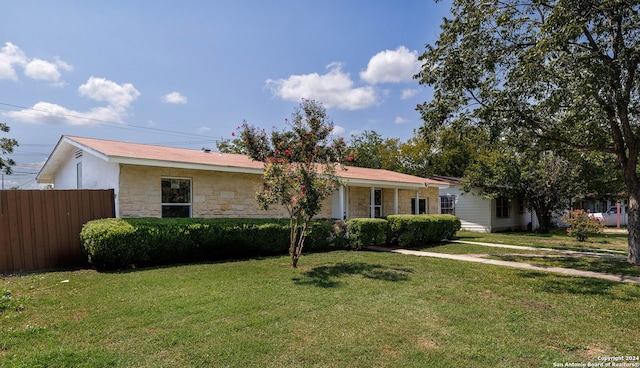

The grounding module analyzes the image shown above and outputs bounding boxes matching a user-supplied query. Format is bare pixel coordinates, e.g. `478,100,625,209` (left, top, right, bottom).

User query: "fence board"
32,191,47,270
0,191,10,272
0,189,115,274
7,193,22,273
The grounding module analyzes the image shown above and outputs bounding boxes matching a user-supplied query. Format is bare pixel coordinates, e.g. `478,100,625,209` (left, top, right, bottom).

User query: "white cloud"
196,126,211,134
401,88,420,100
395,116,410,124
360,46,421,84
163,91,188,104
331,125,346,136
24,58,73,86
78,76,140,112
15,161,45,171
0,42,72,84
5,77,139,126
0,42,27,80
5,101,124,125
266,63,379,110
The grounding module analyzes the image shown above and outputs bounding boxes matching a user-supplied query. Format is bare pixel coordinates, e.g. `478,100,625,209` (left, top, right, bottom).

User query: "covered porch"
330,181,447,220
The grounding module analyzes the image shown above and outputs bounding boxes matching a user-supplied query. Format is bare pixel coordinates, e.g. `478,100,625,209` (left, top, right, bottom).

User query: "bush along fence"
81,215,461,270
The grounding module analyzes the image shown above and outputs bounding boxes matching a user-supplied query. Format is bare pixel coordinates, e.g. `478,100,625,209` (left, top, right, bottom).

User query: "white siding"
440,184,532,232
490,198,531,232
53,152,120,216
440,185,492,233
53,157,81,189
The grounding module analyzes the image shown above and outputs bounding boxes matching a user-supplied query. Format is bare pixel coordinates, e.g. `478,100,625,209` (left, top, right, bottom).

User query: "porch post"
339,185,345,220
371,187,376,218
394,188,398,215
415,190,420,215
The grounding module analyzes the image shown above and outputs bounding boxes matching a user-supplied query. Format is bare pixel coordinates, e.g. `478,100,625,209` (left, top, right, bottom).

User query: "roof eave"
342,178,448,189
111,156,264,175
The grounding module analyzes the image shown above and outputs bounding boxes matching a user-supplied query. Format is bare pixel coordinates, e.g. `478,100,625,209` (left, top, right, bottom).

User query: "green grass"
410,230,635,277
413,242,545,255
487,255,640,278
455,229,629,253
2,251,639,367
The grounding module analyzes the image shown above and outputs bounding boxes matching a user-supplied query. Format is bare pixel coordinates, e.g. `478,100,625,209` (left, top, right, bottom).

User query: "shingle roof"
38,136,449,189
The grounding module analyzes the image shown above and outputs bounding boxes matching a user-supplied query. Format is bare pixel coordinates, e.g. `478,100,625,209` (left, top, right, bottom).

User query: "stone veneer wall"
118,164,333,218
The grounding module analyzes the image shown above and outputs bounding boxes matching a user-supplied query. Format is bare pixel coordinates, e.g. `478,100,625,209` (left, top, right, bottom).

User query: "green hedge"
80,218,346,269
80,215,461,269
386,214,461,247
346,218,388,249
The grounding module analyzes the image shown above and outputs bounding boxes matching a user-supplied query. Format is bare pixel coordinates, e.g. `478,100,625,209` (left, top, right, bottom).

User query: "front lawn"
1,251,639,367
455,229,629,253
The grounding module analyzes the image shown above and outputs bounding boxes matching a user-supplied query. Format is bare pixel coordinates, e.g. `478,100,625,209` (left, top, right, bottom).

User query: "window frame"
161,177,192,218
372,189,382,217
440,195,455,215
496,197,510,218
411,198,428,215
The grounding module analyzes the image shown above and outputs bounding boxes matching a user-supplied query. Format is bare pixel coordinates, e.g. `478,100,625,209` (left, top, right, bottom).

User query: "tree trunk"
290,222,307,268
627,190,640,265
531,202,552,233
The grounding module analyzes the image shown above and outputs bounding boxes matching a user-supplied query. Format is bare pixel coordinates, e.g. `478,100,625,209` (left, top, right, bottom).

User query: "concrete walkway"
367,242,640,284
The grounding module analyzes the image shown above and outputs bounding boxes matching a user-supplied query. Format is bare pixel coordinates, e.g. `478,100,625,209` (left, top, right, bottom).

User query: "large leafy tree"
347,130,402,171
236,100,347,268
1,123,18,175
347,126,489,178
464,143,580,232
417,0,640,264
416,121,491,178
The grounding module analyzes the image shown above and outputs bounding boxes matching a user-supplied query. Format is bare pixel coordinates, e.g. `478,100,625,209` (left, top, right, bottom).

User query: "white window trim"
161,177,193,218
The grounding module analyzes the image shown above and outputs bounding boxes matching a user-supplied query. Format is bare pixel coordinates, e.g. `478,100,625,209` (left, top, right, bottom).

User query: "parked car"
590,205,628,227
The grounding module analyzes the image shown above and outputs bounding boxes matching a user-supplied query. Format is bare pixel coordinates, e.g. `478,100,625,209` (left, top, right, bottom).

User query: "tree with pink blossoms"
236,100,349,268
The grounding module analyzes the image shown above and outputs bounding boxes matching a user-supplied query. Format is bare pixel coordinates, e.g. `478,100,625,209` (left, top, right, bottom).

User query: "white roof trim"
343,178,447,190
110,156,264,175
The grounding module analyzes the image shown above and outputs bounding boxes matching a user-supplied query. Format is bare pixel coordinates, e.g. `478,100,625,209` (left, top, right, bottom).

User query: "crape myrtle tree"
416,0,640,265
0,123,18,175
235,100,348,268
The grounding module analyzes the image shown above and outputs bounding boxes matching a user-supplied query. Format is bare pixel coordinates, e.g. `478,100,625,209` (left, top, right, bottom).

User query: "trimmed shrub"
387,214,461,247
80,218,347,269
80,218,139,268
562,210,604,241
346,218,389,249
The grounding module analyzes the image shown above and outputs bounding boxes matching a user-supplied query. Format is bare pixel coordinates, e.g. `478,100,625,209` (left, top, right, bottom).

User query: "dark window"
496,197,510,218
440,196,455,215
372,189,382,217
412,198,427,214
161,178,191,218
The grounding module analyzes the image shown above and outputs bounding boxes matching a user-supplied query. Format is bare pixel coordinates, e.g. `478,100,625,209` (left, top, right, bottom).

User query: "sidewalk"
367,242,640,284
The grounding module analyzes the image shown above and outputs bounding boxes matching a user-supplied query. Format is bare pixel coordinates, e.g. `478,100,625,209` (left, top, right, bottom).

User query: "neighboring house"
572,197,628,227
429,175,534,233
37,136,449,220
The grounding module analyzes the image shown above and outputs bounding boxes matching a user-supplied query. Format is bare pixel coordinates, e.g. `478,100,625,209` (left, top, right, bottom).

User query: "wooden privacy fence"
0,190,115,274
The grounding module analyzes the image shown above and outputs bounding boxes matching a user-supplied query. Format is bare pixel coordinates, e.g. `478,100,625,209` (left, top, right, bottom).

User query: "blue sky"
1,0,451,188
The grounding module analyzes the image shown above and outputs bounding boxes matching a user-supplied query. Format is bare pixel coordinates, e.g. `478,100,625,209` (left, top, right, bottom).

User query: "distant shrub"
387,214,461,247
346,218,388,249
562,210,604,241
80,218,347,269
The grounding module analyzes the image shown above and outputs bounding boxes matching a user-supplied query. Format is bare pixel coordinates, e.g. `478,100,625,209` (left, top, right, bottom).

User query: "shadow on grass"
293,262,413,288
517,271,640,300
495,255,640,278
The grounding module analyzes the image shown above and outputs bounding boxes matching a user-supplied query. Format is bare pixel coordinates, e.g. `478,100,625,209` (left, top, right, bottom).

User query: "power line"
0,102,231,143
